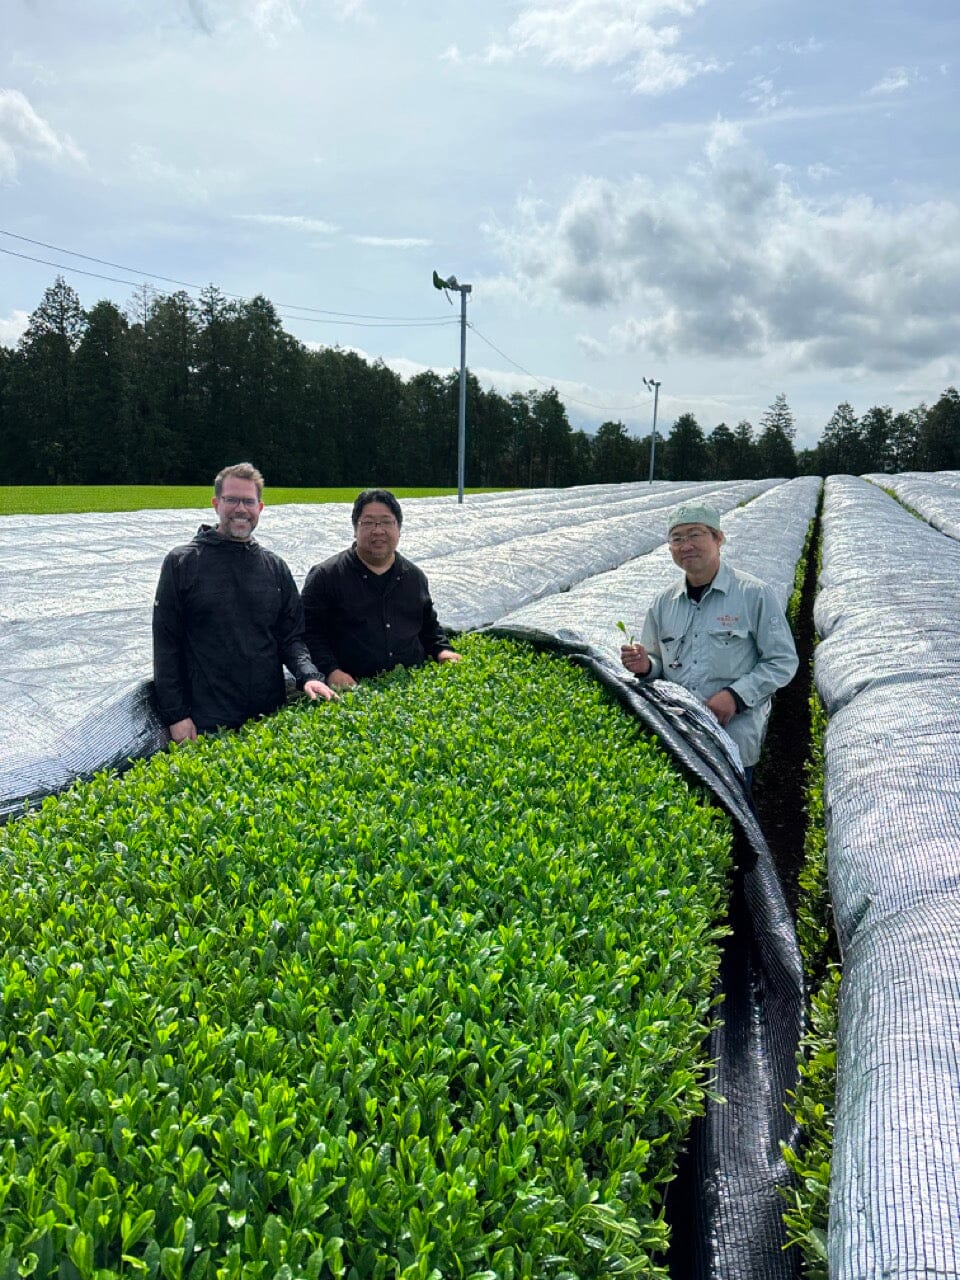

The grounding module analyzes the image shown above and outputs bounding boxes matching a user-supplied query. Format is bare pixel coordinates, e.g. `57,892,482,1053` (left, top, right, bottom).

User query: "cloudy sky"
2,0,958,449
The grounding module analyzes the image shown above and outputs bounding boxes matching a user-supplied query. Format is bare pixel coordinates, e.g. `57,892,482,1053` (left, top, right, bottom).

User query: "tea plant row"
0,636,732,1280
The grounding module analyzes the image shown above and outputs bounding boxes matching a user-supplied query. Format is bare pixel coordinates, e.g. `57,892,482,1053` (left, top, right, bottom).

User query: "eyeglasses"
357,518,398,531
668,530,712,547
219,496,260,509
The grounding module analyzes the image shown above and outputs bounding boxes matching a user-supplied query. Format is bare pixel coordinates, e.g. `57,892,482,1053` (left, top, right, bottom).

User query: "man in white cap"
620,502,798,784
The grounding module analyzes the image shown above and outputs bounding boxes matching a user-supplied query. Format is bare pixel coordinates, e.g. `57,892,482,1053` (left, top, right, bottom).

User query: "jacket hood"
193,523,259,548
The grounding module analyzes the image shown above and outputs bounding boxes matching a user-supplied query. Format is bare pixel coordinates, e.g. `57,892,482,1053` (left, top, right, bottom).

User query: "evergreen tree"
663,412,707,480
471,381,515,486
818,402,863,475
400,369,448,485
195,286,237,475
888,406,923,473
706,422,738,479
429,369,464,486
27,271,960,491
523,388,573,487
858,405,895,473
501,393,533,486
756,393,797,477
759,392,796,441
636,430,665,482
226,295,304,481
73,300,130,482
794,446,821,476
732,420,757,479
147,291,202,481
592,420,639,482
568,430,594,485
9,276,86,481
0,345,19,481
917,387,960,471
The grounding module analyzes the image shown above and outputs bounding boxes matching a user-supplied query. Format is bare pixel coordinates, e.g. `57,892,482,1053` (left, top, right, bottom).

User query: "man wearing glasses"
153,462,335,742
620,502,797,785
302,488,459,692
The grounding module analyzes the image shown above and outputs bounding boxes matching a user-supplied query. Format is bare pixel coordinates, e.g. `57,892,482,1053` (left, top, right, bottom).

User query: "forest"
2,276,959,487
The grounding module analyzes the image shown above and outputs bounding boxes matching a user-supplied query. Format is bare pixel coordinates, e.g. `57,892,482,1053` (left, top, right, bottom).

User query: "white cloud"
703,117,743,163
806,162,836,183
352,235,432,249
249,0,302,34
867,67,911,95
183,0,365,36
576,334,608,358
0,88,85,181
236,213,340,234
776,38,823,56
331,0,371,20
482,43,517,65
486,121,960,376
506,0,719,94
129,144,210,202
743,75,785,113
0,309,29,347
439,44,462,64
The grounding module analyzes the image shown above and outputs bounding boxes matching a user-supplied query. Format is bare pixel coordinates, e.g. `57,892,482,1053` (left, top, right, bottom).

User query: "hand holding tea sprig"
617,621,652,676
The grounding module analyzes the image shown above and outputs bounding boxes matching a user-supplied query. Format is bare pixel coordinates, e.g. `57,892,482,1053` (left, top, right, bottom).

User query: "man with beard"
153,462,334,741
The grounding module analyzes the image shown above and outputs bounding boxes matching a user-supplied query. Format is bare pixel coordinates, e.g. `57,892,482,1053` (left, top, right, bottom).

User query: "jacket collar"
348,544,406,577
668,558,732,600
195,523,258,548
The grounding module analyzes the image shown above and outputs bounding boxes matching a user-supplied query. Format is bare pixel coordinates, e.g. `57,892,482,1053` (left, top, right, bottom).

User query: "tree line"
1,277,958,487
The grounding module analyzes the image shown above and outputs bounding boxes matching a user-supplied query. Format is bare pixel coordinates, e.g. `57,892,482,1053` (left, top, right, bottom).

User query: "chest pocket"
705,627,753,680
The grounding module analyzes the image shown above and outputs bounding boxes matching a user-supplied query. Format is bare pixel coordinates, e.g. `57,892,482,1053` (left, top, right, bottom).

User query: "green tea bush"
783,690,839,1276
0,635,731,1280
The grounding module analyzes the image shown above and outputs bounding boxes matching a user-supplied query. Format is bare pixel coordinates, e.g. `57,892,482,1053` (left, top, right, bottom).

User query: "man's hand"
620,643,652,676
326,668,358,691
304,679,338,702
437,649,461,664
706,689,737,726
169,717,198,743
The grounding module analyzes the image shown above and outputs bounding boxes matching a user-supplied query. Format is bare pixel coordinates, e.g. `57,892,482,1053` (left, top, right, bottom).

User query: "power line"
3,229,654,410
0,244,458,330
0,229,452,322
467,322,653,415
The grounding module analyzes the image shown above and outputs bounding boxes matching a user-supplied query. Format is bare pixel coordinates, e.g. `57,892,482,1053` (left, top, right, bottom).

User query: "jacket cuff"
159,704,191,725
724,685,747,712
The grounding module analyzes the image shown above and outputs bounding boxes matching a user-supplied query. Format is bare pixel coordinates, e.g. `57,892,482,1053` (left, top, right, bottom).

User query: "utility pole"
642,377,661,484
432,270,472,504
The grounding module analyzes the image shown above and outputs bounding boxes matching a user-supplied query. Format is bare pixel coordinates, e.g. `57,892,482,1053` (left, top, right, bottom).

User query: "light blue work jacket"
639,561,799,767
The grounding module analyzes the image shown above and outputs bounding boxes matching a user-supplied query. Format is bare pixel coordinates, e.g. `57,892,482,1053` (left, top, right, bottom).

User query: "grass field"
0,485,507,516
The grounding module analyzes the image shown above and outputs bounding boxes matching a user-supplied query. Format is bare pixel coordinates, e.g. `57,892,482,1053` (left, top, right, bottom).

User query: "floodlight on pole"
642,377,661,484
432,269,473,504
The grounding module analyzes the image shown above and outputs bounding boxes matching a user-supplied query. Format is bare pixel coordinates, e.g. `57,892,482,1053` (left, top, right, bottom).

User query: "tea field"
5,472,960,1278
0,637,732,1279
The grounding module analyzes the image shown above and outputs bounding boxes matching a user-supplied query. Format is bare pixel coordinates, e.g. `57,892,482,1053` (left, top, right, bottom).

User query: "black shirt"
302,546,453,679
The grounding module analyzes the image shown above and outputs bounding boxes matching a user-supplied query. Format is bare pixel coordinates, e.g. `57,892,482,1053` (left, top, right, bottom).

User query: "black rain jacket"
153,526,320,733
302,546,453,680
